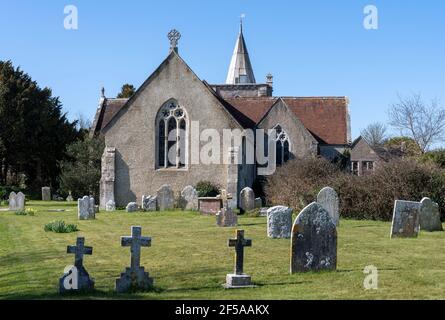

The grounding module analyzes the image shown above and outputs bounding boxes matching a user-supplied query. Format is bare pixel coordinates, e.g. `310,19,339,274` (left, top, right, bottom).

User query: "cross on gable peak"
168,29,181,53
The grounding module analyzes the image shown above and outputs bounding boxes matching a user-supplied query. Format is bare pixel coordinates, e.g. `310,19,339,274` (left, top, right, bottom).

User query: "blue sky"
1,0,444,140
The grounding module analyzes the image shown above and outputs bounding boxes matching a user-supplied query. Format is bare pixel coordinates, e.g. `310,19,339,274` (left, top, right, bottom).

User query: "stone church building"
91,25,351,209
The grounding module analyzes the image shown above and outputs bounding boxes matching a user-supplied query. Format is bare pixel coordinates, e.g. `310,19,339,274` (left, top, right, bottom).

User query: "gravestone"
267,206,293,239
100,147,116,210
142,195,157,211
259,208,269,217
9,192,25,211
180,186,198,211
390,200,420,238
42,187,51,201
106,200,116,212
224,230,254,289
239,187,255,213
157,185,174,211
126,202,139,213
290,202,337,273
66,191,74,202
116,226,154,293
59,237,94,293
254,198,262,209
419,197,443,232
78,196,95,220
317,187,340,226
216,208,238,227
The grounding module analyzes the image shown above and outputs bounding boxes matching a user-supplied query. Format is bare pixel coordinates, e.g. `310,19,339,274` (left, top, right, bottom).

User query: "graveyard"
1,200,445,300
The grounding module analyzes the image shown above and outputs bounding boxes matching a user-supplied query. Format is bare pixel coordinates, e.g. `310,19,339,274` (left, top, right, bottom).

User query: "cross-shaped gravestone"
115,226,154,293
67,237,93,268
228,229,251,275
225,230,254,288
121,226,151,269
59,237,95,293
219,189,233,209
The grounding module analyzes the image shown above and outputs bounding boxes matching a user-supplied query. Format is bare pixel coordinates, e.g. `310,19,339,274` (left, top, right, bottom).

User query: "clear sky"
1,0,444,140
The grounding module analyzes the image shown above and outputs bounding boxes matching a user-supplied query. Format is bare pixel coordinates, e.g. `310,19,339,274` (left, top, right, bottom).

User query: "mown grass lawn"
0,200,444,300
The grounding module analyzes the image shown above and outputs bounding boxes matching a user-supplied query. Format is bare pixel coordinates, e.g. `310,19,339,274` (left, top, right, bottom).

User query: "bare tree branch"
361,122,387,146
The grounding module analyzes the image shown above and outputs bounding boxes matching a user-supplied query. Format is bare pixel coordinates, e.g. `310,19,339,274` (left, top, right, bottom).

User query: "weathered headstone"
142,195,157,211
267,206,293,239
59,237,94,293
216,208,238,227
419,197,443,232
8,192,17,211
390,200,420,238
290,202,337,273
259,208,269,217
317,187,340,226
106,200,116,212
66,191,74,202
224,230,254,289
239,187,255,213
78,196,95,220
100,147,116,210
42,187,51,201
126,202,139,213
8,192,24,211
254,198,262,209
180,186,198,211
116,226,153,293
157,185,174,211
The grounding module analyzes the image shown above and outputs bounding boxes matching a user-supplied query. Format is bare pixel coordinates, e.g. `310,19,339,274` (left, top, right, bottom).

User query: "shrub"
265,157,445,221
15,208,36,216
195,181,220,197
44,220,79,233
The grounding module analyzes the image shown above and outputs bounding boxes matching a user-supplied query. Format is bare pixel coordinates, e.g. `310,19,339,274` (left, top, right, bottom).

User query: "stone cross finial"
101,87,105,98
168,29,181,53
228,230,252,275
67,237,93,268
121,226,151,269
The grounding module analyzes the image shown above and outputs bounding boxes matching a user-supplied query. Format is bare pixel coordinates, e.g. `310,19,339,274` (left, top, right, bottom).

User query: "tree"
116,84,136,98
388,93,445,153
385,137,422,158
0,60,79,189
59,135,104,199
361,122,387,146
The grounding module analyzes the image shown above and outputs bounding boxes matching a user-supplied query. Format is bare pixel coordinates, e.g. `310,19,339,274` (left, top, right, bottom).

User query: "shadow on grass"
0,251,63,268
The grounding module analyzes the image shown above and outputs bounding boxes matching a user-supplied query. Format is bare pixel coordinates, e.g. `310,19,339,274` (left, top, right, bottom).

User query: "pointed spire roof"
225,20,256,84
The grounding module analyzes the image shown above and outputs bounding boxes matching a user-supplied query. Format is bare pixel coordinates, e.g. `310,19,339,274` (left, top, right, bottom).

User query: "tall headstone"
419,197,443,232
42,187,51,201
180,186,198,211
10,192,25,211
239,187,255,213
267,206,293,239
59,237,94,293
142,195,157,211
157,185,174,211
78,196,95,220
290,202,337,273
100,147,116,210
317,187,340,226
226,147,239,209
224,230,254,289
390,200,420,238
116,226,153,293
8,192,17,211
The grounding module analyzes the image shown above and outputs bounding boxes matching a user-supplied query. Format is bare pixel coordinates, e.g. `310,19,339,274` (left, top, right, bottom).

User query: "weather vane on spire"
168,29,181,53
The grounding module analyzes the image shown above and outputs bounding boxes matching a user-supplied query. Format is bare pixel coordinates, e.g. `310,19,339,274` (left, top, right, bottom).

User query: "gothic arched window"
156,100,188,169
274,125,291,166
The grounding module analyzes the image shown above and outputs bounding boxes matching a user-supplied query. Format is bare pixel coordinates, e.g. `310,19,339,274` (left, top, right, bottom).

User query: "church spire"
225,19,256,85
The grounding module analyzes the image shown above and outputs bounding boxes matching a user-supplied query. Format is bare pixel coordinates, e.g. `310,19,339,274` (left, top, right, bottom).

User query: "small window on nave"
274,125,291,167
156,100,187,169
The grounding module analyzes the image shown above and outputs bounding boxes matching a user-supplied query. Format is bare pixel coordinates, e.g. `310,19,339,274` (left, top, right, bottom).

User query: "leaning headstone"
42,187,51,201
116,226,153,293
291,202,337,273
239,187,255,213
106,200,116,212
15,192,25,211
78,196,95,220
317,187,340,226
8,192,17,210
59,237,94,293
66,191,74,202
419,197,443,232
216,208,238,227
126,202,139,213
180,186,198,211
157,185,174,211
224,230,255,289
267,206,293,239
142,195,157,211
390,200,420,238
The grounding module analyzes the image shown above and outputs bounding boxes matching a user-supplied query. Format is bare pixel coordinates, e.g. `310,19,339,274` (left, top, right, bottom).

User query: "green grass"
1,200,445,300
